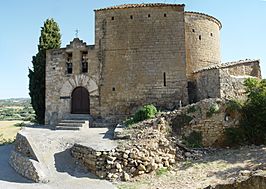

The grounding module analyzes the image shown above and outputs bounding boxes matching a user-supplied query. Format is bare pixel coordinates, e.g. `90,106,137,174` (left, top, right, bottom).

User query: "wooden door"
71,87,90,114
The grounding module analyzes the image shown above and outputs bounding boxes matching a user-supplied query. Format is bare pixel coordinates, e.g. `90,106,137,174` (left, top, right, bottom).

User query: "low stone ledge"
15,132,38,161
113,124,131,140
9,150,47,183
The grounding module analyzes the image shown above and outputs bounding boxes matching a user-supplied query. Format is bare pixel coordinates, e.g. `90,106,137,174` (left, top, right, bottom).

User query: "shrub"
125,104,157,125
206,103,220,117
225,78,266,146
224,127,246,147
187,105,198,113
226,100,243,113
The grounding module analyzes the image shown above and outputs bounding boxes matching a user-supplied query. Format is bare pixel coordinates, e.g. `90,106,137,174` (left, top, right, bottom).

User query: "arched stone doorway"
71,87,90,114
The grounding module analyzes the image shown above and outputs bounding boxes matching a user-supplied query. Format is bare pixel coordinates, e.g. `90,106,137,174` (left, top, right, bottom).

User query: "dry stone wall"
71,125,179,181
172,98,240,147
9,133,47,183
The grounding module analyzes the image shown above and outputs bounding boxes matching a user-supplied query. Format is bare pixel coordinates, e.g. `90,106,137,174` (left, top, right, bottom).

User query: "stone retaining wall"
9,132,47,183
9,150,46,182
71,134,177,181
167,98,240,147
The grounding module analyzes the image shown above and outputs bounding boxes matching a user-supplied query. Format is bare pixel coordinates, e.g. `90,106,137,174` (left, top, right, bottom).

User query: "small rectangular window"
210,33,213,37
67,63,72,74
192,29,195,32
164,13,167,17
111,16,114,20
112,87,116,91
82,62,88,73
148,14,151,18
66,53,73,74
163,72,166,87
130,15,133,19
199,35,202,40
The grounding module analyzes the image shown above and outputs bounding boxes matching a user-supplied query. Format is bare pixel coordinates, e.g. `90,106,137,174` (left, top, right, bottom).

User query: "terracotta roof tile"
193,59,260,73
95,3,185,11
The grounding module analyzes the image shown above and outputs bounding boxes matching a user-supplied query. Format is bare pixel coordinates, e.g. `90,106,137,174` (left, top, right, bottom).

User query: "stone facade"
45,3,261,126
193,60,261,102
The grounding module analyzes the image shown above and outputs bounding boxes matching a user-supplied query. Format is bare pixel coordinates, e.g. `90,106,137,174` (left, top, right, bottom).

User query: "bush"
226,100,243,113
125,104,157,125
224,127,246,147
225,78,266,146
206,103,220,117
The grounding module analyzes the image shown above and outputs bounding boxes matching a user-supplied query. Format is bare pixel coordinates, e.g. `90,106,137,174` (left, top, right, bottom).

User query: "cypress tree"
28,19,61,124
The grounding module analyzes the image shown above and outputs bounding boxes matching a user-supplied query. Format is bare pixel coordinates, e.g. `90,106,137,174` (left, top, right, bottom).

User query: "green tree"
225,78,266,146
241,78,266,144
28,19,61,124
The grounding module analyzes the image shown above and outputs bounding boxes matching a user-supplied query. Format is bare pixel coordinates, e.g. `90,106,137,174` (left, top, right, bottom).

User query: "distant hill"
0,98,31,107
0,98,34,121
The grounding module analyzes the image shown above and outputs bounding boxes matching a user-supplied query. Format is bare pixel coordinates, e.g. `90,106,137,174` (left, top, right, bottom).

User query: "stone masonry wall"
193,69,221,101
95,5,188,119
9,133,47,182
169,98,240,147
45,39,100,125
219,60,261,99
193,60,261,102
185,12,221,79
71,124,178,181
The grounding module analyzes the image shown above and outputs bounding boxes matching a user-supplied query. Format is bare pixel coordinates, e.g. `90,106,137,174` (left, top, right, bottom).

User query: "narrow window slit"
163,72,166,87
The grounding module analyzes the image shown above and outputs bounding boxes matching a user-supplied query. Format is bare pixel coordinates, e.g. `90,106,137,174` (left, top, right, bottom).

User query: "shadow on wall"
0,144,32,183
54,148,98,179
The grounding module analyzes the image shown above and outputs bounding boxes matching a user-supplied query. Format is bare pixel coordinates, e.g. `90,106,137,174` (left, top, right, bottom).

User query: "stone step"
60,119,88,123
64,114,92,120
56,126,81,130
92,122,116,128
57,122,83,127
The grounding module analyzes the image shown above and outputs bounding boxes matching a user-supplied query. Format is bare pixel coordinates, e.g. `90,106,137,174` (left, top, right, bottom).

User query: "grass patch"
156,167,168,176
0,120,22,145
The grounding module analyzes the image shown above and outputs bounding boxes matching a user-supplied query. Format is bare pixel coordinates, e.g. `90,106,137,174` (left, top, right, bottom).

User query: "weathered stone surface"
45,3,261,127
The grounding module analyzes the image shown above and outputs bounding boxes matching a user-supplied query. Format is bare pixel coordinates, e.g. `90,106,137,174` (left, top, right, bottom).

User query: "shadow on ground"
179,146,266,181
54,148,98,179
0,144,32,183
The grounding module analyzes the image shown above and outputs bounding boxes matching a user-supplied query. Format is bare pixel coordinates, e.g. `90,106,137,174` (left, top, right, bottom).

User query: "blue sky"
0,0,265,99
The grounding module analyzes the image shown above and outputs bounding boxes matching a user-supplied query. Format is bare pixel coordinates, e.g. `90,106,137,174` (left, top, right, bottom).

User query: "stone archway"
71,87,90,114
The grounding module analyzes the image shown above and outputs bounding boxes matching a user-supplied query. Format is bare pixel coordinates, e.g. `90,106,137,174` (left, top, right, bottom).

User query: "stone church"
45,3,261,126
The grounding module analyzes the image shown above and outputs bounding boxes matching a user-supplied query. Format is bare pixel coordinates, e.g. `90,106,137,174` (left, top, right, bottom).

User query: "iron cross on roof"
75,29,79,38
